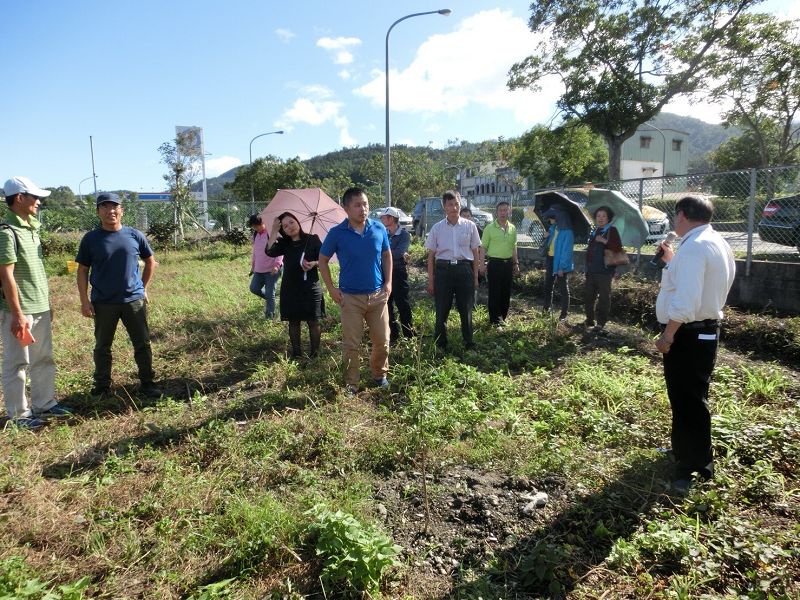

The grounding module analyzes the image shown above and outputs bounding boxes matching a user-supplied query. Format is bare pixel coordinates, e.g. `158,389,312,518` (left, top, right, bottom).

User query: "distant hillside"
202,114,738,197
650,112,740,160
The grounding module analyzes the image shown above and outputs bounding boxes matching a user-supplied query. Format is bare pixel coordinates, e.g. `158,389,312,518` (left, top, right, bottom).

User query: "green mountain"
202,113,738,197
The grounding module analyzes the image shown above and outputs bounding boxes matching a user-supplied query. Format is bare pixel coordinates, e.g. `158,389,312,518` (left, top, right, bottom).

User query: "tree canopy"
508,0,762,180
705,13,800,168
224,156,313,206
511,121,608,187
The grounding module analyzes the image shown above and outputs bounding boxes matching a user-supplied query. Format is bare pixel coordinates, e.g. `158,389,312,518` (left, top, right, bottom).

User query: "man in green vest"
0,176,72,430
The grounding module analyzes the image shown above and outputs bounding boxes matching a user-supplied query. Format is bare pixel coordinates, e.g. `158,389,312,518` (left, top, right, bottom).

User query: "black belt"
436,259,472,266
682,319,719,330
487,257,513,263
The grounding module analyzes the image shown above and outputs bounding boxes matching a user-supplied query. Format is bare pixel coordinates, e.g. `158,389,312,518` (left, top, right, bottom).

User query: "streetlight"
643,122,667,199
385,8,451,207
78,175,98,204
249,130,285,208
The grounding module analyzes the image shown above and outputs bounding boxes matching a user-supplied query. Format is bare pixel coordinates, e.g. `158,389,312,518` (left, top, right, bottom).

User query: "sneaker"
671,479,694,495
372,377,389,389
35,403,74,418
139,383,163,399
7,416,46,431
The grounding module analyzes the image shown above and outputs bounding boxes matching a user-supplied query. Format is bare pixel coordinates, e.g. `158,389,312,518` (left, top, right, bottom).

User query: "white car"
369,208,413,233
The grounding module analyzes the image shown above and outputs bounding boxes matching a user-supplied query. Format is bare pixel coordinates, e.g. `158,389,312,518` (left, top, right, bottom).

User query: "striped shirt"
0,213,50,313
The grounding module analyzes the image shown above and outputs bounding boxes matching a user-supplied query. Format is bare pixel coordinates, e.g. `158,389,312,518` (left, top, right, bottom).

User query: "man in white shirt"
425,191,481,351
655,195,736,494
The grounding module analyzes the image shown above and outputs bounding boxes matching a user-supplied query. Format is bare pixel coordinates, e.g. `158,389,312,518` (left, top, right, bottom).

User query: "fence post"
636,178,644,268
745,168,757,277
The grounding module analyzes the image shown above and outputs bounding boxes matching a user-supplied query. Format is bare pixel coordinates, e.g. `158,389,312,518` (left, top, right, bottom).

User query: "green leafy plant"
0,556,90,599
305,504,401,596
222,227,249,247
147,221,178,247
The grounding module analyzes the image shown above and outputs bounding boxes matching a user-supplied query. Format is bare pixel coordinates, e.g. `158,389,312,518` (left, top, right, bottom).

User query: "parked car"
758,193,800,250
463,205,494,230
519,205,548,246
369,207,413,233
641,205,671,243
411,197,445,238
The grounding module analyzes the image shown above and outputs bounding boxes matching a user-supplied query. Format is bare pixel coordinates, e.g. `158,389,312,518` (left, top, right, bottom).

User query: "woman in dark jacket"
584,206,624,332
266,212,324,357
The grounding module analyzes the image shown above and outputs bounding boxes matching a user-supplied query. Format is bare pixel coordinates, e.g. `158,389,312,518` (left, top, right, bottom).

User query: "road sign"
139,193,172,201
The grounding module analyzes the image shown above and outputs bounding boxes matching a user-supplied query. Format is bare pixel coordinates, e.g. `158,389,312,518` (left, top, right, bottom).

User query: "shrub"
223,227,249,247
147,221,178,247
306,504,401,596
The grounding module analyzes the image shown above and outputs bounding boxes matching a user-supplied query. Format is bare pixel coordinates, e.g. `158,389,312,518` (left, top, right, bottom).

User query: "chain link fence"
35,166,800,265
39,198,257,238
469,165,800,266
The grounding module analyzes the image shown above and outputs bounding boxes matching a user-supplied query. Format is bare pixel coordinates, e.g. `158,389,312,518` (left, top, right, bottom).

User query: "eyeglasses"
98,203,121,210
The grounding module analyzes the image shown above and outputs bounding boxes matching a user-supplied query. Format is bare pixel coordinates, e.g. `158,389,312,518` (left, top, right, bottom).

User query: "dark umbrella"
534,191,591,240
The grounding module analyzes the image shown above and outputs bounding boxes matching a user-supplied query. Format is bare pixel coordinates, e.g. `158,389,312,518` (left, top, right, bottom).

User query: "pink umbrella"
259,188,347,245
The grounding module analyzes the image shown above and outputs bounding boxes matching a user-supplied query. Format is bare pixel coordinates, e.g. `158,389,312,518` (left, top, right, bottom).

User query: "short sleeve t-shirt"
0,213,49,314
76,226,153,303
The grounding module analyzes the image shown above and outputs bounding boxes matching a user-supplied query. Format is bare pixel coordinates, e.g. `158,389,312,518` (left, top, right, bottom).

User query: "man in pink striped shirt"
248,214,283,319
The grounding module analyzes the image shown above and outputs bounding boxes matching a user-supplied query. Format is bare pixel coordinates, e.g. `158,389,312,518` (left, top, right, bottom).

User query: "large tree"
360,148,450,213
705,13,800,168
508,0,762,180
511,121,608,187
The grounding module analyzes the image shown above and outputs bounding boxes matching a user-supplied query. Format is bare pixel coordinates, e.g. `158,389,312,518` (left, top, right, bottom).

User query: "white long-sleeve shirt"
656,224,736,325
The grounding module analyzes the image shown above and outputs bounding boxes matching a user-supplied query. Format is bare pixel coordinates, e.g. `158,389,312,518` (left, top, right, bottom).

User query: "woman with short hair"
584,206,624,332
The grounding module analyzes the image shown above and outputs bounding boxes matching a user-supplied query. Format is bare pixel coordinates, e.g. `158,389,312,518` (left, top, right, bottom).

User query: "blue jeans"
250,270,281,317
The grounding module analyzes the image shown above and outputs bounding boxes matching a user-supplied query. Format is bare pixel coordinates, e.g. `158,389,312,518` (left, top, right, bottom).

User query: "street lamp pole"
385,8,451,208
249,130,285,209
78,175,98,204
643,122,667,199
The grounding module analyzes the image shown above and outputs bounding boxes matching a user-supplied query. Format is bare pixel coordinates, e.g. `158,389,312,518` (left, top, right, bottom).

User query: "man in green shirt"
1,176,71,430
480,201,519,326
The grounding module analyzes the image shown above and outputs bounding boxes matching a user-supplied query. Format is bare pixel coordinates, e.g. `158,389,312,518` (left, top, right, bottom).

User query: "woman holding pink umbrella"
266,212,324,358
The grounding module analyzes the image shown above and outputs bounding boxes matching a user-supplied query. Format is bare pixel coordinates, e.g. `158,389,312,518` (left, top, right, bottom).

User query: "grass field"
1,241,798,599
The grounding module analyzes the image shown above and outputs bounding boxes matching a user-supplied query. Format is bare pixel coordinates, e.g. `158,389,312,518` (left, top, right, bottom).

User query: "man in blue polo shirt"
76,193,161,398
319,187,392,394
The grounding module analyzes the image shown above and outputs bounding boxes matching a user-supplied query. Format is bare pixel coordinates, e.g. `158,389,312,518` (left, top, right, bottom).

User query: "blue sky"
1,0,797,194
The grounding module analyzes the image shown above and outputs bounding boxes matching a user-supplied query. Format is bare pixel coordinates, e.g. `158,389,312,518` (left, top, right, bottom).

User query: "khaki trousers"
340,291,390,386
1,310,56,418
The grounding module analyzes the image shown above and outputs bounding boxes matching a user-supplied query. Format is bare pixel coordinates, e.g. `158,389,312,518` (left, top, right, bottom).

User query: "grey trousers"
93,299,155,388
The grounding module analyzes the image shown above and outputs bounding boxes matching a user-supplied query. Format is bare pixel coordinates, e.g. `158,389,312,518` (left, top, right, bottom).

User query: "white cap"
379,207,401,220
3,176,51,198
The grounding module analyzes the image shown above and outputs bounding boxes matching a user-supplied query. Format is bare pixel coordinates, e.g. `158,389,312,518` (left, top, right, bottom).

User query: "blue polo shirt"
76,226,153,303
320,218,389,294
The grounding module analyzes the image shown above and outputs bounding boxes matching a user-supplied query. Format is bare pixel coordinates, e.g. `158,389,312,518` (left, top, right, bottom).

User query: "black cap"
96,192,122,206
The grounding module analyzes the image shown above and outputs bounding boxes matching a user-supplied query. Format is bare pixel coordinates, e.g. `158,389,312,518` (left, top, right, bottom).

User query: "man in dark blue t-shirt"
76,193,160,398
319,187,392,394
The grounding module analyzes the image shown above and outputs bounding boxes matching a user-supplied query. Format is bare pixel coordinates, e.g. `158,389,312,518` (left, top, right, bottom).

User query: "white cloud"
277,86,356,148
354,9,560,125
205,156,242,177
275,28,295,43
317,36,362,65
338,69,351,80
